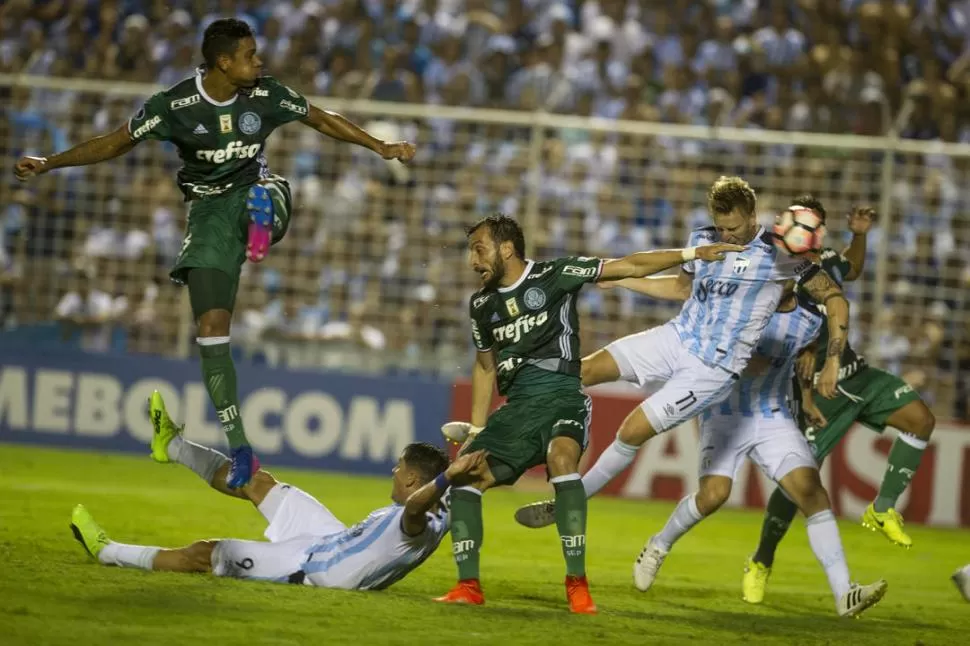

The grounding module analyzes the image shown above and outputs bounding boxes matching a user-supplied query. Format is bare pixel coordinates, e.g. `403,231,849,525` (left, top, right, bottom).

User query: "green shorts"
464,388,591,486
802,366,923,459
170,176,292,287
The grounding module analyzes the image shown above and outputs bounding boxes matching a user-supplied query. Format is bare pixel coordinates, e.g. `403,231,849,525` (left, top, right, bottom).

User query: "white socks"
805,509,851,602
655,494,705,551
581,439,639,498
99,542,161,570
168,435,229,485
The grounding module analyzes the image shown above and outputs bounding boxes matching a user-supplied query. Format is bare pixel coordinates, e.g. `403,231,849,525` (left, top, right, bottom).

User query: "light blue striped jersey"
673,226,816,375
707,297,823,420
301,496,450,590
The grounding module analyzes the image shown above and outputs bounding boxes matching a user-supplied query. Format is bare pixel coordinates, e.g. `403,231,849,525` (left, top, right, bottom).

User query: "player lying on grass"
15,18,415,490
510,280,888,617
70,392,485,590
742,204,938,601
435,214,743,614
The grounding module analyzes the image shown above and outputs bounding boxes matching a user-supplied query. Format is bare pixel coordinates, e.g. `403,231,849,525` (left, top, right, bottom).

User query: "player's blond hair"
707,176,757,218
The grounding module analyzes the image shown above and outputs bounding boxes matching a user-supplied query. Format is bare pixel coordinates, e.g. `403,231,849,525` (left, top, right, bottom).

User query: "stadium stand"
1,0,969,418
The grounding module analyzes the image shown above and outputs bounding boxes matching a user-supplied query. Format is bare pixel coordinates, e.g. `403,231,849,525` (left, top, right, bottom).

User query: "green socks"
874,433,928,513
198,338,248,449
450,488,483,581
552,475,587,577
752,487,798,568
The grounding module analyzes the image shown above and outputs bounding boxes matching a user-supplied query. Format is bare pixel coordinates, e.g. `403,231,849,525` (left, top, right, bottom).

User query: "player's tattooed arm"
402,450,489,536
797,347,828,428
301,105,415,162
802,269,848,398
14,124,137,180
842,206,874,281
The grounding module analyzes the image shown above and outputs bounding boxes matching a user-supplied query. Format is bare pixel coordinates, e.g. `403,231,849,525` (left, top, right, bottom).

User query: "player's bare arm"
842,206,874,281
797,345,828,428
597,243,744,282
801,269,849,399
401,450,488,536
300,105,415,162
469,349,496,429
14,123,137,180
598,269,694,301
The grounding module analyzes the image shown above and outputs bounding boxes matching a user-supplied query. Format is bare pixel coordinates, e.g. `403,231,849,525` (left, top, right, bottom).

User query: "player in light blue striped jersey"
572,178,851,503
69,392,488,592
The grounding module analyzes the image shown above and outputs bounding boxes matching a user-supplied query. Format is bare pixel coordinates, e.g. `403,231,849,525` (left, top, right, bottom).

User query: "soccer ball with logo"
772,206,826,255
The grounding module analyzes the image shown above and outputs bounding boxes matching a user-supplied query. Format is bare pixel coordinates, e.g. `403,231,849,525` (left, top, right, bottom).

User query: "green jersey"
469,256,604,396
127,71,309,201
796,247,865,381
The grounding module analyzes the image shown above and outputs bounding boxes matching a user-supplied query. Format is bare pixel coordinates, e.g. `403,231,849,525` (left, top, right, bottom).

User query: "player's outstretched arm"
598,243,744,282
14,123,137,180
401,450,489,536
842,206,874,281
301,105,416,162
597,272,693,302
801,269,849,399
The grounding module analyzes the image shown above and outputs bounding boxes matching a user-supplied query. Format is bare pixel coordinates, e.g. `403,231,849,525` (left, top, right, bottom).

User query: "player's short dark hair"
466,213,526,260
790,194,827,223
708,176,757,218
202,19,254,68
402,442,449,484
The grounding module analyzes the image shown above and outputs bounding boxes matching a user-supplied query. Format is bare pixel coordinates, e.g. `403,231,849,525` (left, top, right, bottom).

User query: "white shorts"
210,484,346,583
698,413,817,482
606,323,738,433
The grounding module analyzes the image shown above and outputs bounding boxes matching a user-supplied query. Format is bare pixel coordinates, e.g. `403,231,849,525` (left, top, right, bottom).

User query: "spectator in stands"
54,270,122,353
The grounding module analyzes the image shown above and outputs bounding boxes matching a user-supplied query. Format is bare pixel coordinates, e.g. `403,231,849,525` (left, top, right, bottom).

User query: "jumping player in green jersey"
13,19,415,489
434,214,742,613
742,202,937,604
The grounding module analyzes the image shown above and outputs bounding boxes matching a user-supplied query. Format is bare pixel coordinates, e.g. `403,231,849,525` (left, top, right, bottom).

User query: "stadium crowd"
1,0,969,417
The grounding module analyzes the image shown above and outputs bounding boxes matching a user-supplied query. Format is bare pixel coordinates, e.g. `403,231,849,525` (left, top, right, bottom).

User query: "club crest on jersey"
733,256,751,274
219,114,232,133
239,112,261,135
505,298,520,317
523,287,546,310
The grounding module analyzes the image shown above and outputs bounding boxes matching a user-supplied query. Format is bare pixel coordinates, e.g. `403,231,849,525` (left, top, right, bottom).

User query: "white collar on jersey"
497,260,534,293
195,69,237,107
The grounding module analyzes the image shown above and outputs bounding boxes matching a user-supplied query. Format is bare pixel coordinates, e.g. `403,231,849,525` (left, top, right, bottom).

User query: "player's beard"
483,257,505,290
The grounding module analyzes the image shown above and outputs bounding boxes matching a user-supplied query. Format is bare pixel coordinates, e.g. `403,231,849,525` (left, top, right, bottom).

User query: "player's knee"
616,408,656,446
546,438,581,477
197,309,231,337
696,477,732,514
245,470,279,504
784,468,829,514
913,406,936,440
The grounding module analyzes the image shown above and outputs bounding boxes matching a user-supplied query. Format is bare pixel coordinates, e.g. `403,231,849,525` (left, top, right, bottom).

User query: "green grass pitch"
1,443,967,645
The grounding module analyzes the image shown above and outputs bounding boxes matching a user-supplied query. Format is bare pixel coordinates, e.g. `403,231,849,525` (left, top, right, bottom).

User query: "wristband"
434,473,450,490
681,247,696,262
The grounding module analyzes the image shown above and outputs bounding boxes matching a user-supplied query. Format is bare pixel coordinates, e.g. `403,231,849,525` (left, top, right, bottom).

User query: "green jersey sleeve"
553,256,605,293
127,93,172,143
257,76,310,129
817,247,853,286
468,293,493,352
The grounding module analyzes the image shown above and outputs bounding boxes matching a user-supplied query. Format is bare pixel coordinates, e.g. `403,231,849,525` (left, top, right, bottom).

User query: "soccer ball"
772,206,826,255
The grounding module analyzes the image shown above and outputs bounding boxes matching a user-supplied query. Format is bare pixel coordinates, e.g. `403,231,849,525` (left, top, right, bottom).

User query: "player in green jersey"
434,214,742,613
13,19,415,489
742,202,937,604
